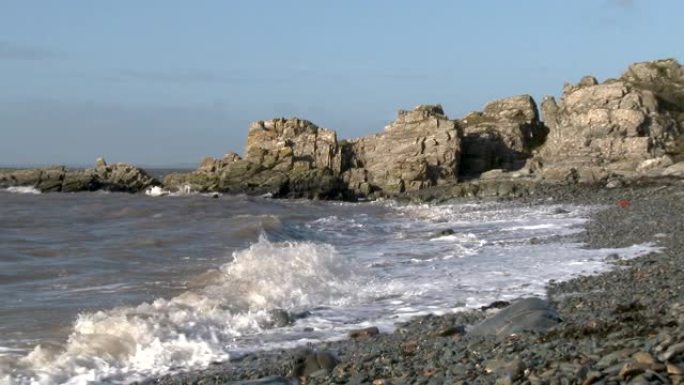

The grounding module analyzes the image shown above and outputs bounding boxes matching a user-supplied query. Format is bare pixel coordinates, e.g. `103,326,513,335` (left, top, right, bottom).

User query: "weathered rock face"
459,95,547,177
343,105,460,195
166,58,684,200
245,118,342,174
0,158,159,193
93,158,160,192
620,58,684,160
538,60,683,182
164,118,350,199
198,152,241,173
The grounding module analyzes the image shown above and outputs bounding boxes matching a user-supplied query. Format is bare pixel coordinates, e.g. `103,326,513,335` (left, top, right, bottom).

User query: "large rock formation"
164,118,349,200
0,158,159,193
165,107,461,199
245,118,342,174
343,105,460,195
459,95,547,177
537,59,684,183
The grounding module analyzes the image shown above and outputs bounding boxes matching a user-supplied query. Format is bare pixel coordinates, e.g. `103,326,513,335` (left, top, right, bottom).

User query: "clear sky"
1,0,682,167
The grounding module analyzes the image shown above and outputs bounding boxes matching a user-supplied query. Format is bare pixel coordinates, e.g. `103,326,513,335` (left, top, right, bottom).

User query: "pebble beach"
136,180,684,385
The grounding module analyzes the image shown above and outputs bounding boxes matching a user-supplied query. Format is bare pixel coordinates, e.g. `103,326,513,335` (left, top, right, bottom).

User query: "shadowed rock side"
0,158,159,193
458,95,547,178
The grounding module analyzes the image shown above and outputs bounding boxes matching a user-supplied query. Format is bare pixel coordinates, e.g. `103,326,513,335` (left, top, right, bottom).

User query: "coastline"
136,182,684,385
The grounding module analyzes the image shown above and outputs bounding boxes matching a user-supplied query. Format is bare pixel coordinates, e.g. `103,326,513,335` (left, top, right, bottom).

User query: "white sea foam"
144,186,169,197
4,186,41,195
4,237,357,385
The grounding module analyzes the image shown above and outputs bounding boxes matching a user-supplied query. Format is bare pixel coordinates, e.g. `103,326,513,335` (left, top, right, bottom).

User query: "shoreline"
135,182,684,385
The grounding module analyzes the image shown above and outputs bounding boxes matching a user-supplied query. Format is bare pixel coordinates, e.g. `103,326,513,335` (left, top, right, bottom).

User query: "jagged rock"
198,152,241,173
163,171,220,192
539,59,683,179
94,160,159,192
343,105,460,195
459,95,547,177
61,170,99,192
245,118,341,173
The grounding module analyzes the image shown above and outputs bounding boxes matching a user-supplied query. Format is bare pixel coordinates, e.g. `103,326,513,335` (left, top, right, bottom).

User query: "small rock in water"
481,300,511,311
434,228,455,237
259,309,293,329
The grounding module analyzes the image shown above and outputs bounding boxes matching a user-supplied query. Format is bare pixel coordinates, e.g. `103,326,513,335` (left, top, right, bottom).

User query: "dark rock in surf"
259,309,293,329
481,300,511,311
434,228,455,237
0,158,159,193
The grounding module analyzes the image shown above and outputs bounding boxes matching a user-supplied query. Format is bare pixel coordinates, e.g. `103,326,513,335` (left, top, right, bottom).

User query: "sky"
1,0,683,167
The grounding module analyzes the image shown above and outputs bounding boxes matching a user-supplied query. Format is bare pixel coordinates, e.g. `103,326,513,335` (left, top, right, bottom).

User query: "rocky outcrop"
0,158,159,193
164,118,350,200
343,105,460,195
245,118,341,174
12,58,678,199
165,107,460,199
537,59,684,183
459,95,547,177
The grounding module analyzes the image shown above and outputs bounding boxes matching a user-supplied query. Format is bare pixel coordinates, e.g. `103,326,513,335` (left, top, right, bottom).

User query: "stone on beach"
468,297,562,338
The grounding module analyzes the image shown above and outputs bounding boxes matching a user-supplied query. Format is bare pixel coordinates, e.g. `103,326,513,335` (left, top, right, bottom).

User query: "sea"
0,185,657,385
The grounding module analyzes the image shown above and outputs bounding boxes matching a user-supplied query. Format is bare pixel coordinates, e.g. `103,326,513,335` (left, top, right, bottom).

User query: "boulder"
343,105,460,195
288,349,338,378
468,297,561,339
459,95,547,177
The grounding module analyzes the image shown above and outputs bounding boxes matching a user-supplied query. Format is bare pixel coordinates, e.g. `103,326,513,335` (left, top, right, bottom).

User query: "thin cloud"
606,0,634,9
0,41,56,60
118,69,228,84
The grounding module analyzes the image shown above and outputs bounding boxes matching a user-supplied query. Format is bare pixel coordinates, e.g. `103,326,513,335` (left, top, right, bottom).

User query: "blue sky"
1,0,682,167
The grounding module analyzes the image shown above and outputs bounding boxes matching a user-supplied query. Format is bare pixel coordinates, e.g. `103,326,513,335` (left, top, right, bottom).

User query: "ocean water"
0,188,657,385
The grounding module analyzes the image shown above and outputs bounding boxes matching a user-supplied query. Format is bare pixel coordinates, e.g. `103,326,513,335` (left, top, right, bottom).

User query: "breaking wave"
2,237,356,385
4,186,41,195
